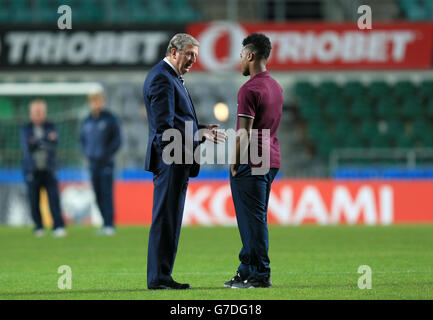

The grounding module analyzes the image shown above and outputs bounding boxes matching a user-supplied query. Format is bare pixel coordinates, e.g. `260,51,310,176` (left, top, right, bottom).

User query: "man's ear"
171,48,178,60
247,51,255,62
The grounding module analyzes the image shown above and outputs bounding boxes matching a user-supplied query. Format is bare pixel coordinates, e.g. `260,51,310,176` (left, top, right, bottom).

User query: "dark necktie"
179,76,188,92
178,76,197,121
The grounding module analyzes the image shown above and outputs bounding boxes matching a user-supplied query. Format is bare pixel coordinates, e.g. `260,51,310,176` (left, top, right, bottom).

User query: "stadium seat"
359,121,378,141
170,0,201,22
333,121,353,137
343,81,365,100
146,1,172,22
342,131,364,148
294,81,315,98
349,99,374,119
393,80,417,100
399,0,433,20
385,119,404,139
34,0,58,23
74,0,104,23
104,0,124,23
324,98,347,120
0,0,10,23
369,133,393,148
10,0,31,23
124,0,152,22
375,97,397,118
412,118,432,138
332,121,356,148
420,80,433,99
419,132,433,147
307,120,328,141
426,99,433,118
315,134,334,159
299,100,322,121
400,99,424,119
317,81,340,99
395,132,416,148
368,81,391,99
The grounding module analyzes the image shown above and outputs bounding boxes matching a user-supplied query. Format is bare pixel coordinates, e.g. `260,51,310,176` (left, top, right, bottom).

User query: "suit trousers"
25,170,65,230
90,165,115,228
147,161,191,287
230,164,278,281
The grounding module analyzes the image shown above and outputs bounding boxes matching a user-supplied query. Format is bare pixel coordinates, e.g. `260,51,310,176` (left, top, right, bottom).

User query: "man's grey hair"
166,33,200,56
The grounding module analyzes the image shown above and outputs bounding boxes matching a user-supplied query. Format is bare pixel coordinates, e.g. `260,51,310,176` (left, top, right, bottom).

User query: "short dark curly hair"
242,33,272,60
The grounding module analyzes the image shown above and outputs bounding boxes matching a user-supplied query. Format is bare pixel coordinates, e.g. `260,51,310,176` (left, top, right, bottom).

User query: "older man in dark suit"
143,33,225,290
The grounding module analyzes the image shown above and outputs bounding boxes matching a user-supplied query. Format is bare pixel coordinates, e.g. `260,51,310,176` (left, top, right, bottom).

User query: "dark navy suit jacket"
143,60,204,177
20,122,58,174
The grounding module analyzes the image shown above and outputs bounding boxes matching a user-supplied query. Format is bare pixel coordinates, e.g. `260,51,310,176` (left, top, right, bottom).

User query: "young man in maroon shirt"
226,33,283,289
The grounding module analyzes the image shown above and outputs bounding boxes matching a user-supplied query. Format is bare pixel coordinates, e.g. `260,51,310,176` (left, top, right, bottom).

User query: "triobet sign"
112,180,433,225
187,22,433,70
0,28,177,69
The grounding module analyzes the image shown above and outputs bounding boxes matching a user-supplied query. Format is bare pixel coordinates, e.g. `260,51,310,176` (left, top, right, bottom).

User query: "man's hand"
230,164,238,177
203,124,227,144
48,132,57,141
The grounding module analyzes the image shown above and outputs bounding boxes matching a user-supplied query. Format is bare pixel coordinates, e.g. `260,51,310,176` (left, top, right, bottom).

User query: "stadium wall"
2,180,432,226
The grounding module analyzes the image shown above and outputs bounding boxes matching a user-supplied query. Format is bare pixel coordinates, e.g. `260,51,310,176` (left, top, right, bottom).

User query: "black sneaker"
224,271,243,288
231,277,272,289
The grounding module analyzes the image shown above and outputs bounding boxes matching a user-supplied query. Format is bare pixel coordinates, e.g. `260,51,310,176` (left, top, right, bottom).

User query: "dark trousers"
25,170,65,230
230,164,278,281
147,162,191,287
90,165,115,227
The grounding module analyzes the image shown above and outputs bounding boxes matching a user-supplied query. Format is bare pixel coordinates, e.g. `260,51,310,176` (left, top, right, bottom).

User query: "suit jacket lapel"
161,60,199,124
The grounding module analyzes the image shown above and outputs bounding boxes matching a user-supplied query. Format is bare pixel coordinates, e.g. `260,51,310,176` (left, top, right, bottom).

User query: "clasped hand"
203,124,227,144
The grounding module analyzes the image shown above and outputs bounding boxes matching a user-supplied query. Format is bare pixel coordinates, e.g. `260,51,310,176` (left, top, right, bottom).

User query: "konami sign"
186,22,433,70
182,182,393,226
114,180,433,225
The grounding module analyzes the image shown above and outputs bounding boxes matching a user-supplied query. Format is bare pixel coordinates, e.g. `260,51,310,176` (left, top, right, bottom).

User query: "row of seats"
309,119,433,159
399,0,433,21
0,0,200,24
295,80,433,101
296,80,433,122
294,80,433,159
299,97,433,121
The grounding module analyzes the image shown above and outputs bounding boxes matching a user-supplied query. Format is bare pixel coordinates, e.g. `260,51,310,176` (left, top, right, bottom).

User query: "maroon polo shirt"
236,70,283,169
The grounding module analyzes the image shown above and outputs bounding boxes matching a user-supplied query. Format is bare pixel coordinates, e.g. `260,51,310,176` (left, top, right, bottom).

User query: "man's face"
88,94,105,113
30,101,47,125
172,44,199,75
240,47,251,76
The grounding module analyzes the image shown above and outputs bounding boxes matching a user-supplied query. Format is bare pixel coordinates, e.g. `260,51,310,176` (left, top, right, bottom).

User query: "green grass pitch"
1,225,432,300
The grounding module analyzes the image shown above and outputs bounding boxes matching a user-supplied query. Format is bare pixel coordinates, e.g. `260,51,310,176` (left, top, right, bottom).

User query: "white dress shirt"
163,57,181,77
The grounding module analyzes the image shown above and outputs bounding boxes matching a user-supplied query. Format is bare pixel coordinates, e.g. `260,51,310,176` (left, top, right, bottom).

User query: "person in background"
20,99,66,237
80,92,121,236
